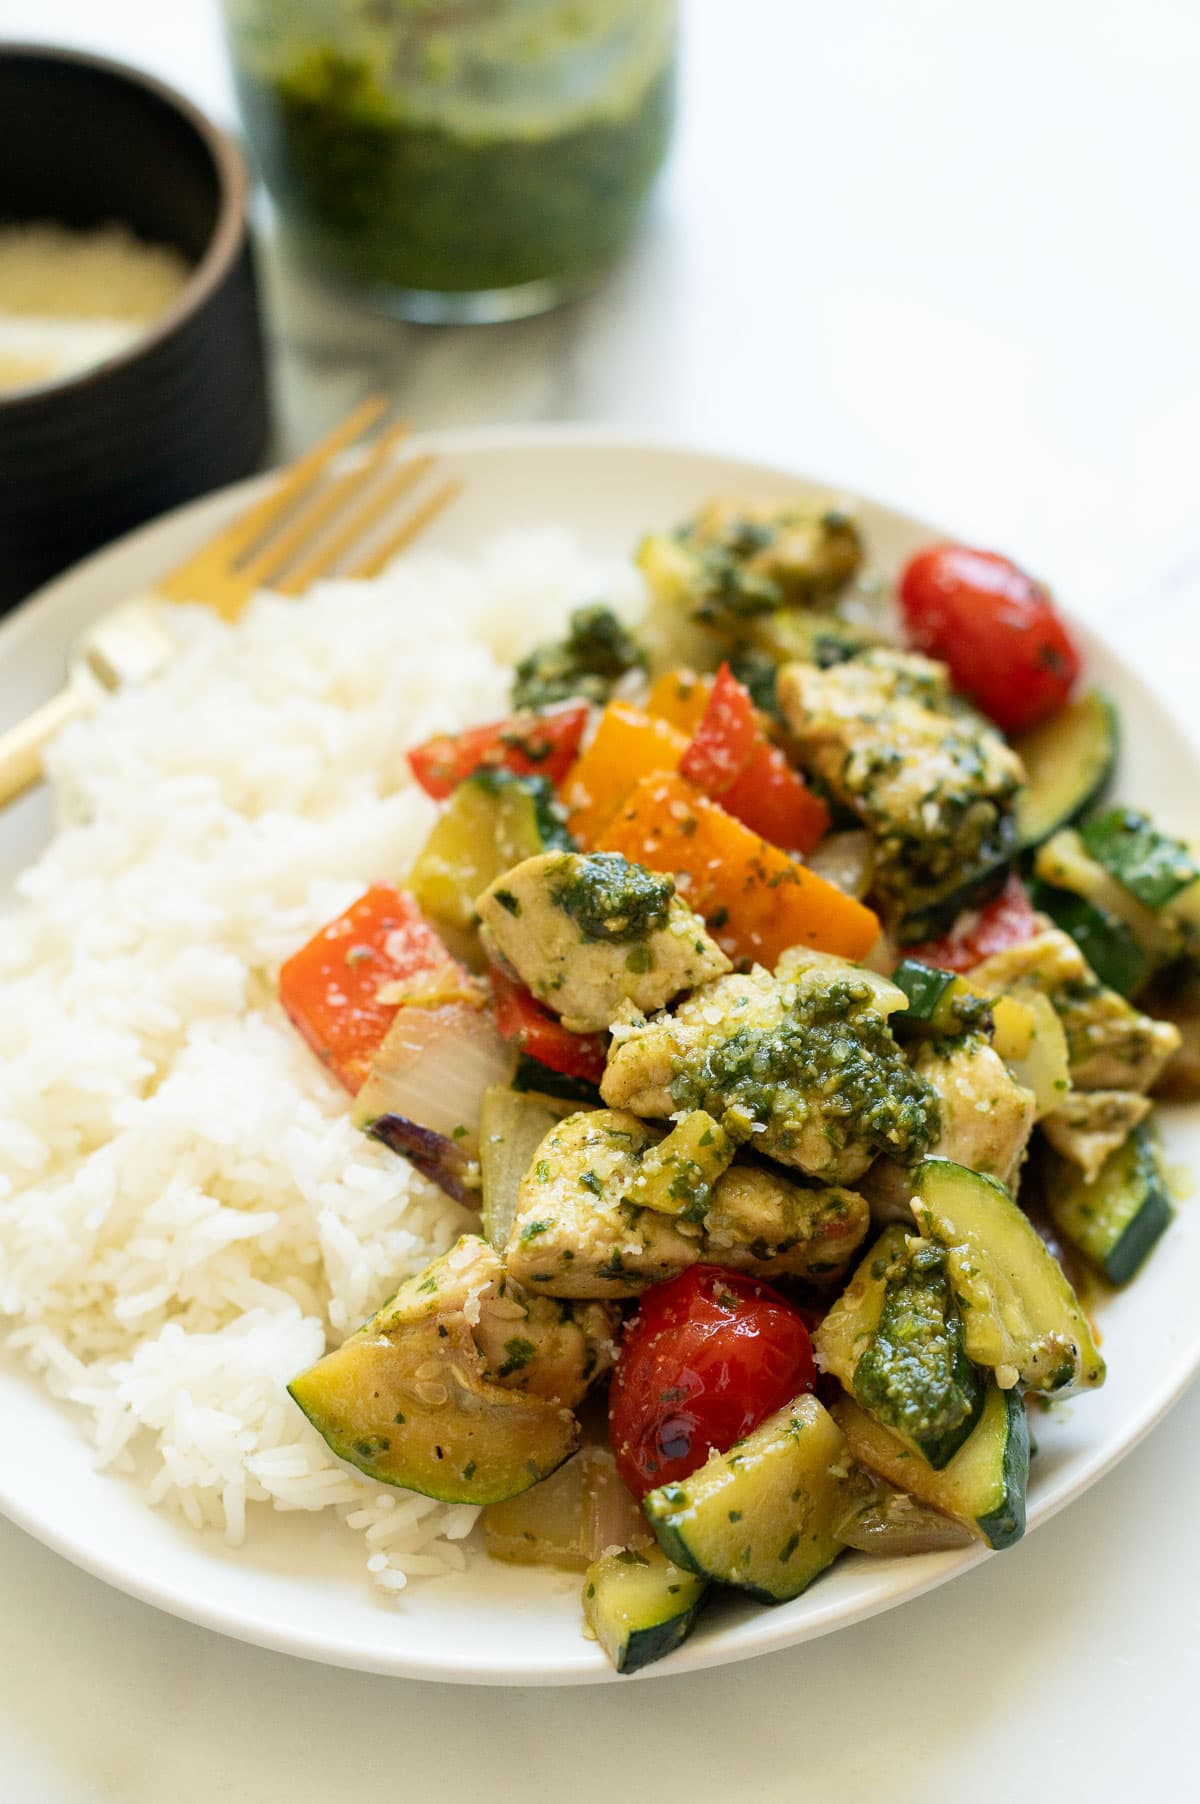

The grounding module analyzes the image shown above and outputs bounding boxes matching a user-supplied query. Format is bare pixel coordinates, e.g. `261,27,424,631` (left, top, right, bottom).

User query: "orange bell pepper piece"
645,669,714,737
598,771,879,968
562,702,689,846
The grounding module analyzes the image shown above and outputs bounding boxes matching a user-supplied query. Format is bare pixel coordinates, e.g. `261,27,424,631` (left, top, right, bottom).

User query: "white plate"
0,426,1197,1685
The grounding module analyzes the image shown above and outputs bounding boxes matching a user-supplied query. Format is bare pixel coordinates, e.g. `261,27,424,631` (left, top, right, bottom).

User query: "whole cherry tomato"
906,872,1039,973
608,1265,816,1499
899,544,1080,735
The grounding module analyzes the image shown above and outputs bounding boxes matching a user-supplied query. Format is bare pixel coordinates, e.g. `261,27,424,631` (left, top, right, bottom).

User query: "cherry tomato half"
608,1265,816,1499
899,544,1081,735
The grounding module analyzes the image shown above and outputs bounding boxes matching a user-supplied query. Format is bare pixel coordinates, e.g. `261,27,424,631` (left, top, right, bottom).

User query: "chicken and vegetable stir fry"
277,499,1194,1673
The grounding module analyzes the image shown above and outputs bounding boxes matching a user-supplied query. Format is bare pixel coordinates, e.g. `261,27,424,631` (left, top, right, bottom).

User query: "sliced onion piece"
805,829,874,901
832,1471,973,1555
366,1114,477,1206
351,1001,517,1154
582,1448,648,1561
482,1446,648,1571
479,1085,574,1250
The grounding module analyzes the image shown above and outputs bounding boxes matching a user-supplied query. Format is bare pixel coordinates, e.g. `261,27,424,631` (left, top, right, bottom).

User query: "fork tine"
344,477,462,581
275,455,438,595
154,395,388,612
238,421,411,590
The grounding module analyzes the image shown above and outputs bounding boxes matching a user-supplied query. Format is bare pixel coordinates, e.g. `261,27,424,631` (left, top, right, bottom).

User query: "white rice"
0,528,640,1596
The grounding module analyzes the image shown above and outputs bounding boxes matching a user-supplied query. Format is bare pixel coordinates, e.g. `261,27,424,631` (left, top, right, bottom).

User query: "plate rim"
1,421,1197,1685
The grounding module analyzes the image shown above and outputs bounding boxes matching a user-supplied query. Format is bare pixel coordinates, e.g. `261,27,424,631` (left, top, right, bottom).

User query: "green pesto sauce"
667,508,862,631
853,1243,979,1446
231,46,674,294
511,605,646,712
853,726,1020,929
550,852,674,944
669,978,939,1161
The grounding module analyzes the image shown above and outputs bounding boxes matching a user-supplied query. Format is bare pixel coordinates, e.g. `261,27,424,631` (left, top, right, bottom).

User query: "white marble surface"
1,0,1199,1797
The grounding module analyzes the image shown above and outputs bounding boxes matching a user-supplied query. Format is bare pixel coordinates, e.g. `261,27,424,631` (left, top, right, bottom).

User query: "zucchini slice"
1079,808,1199,913
288,1241,579,1505
1013,690,1116,850
643,1395,849,1604
815,1226,983,1470
583,1545,708,1675
833,1382,1029,1550
912,1158,1105,1394
625,1110,736,1219
891,960,995,1040
1030,881,1149,999
1044,1122,1173,1286
410,769,572,950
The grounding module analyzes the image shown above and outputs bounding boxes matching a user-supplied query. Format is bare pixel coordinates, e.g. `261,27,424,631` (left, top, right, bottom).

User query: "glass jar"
221,0,677,322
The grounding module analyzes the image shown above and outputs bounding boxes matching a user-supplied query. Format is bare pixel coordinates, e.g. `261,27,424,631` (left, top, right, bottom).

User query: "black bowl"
0,44,270,610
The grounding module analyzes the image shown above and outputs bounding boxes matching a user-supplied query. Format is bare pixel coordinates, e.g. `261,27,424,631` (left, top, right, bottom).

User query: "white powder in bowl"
0,220,191,395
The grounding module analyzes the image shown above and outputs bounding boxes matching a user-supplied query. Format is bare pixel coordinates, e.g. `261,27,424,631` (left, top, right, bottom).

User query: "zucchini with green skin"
643,1396,849,1604
625,1110,736,1220
1079,808,1200,913
815,1226,984,1470
289,1237,580,1505
1034,826,1185,982
911,1158,1105,1394
1029,880,1149,999
833,1382,1029,1550
409,768,573,953
891,960,994,1039
1013,690,1117,850
1043,1123,1173,1286
583,1545,708,1675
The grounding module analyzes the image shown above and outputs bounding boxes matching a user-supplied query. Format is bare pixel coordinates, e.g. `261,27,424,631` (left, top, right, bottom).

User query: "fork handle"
0,669,99,808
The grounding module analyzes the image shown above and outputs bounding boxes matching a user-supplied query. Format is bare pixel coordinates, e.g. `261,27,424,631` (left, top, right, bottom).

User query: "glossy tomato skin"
899,544,1080,735
609,1265,816,1499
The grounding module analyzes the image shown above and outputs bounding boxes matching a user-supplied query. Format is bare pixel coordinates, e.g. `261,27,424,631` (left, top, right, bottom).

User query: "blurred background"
3,0,1199,626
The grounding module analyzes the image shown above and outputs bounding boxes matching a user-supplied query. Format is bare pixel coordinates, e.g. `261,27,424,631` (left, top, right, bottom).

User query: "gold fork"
0,398,460,808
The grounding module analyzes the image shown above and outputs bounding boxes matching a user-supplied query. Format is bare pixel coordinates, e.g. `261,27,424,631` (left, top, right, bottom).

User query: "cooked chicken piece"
1040,1091,1153,1184
601,956,937,1185
477,851,730,1034
504,1108,869,1296
970,923,1180,1093
395,1235,619,1408
913,1034,1036,1184
777,649,1023,931
637,496,863,634
860,1033,1036,1220
704,1163,869,1281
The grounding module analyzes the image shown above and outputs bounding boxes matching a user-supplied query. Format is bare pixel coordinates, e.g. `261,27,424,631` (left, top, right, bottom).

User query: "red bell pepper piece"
679,663,761,793
488,964,609,1084
279,884,462,1092
906,873,1040,973
408,704,590,801
680,663,830,854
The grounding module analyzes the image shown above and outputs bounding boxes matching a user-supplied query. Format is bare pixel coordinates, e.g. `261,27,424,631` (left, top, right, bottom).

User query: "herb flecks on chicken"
638,496,863,634
778,648,1024,939
602,953,940,1186
477,851,730,1034
504,1108,869,1296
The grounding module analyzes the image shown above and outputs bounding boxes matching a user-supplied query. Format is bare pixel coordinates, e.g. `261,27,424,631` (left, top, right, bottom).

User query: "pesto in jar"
224,1,677,302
